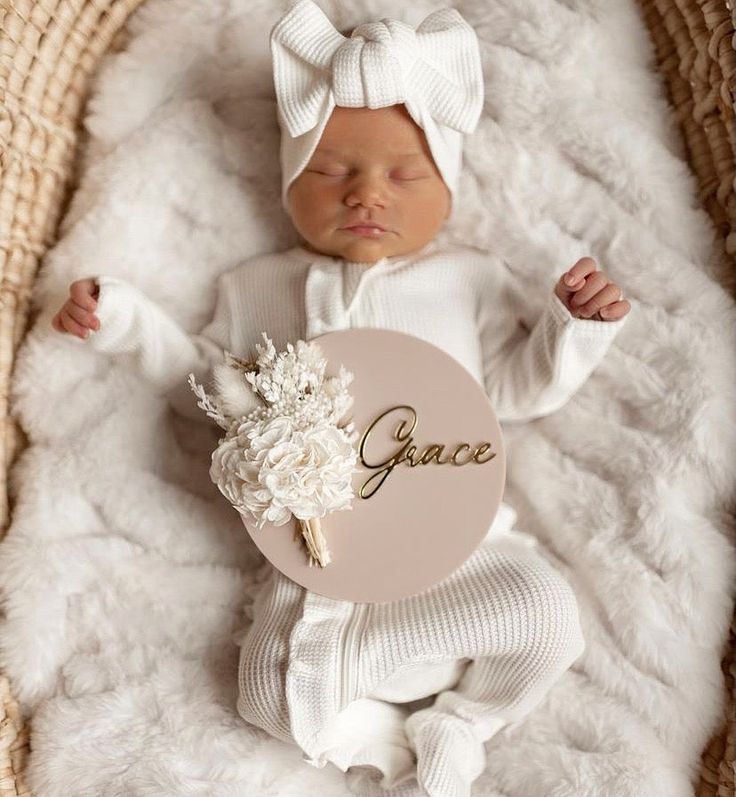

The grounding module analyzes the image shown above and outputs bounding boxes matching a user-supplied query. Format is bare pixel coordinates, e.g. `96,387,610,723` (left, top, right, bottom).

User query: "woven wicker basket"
0,1,734,795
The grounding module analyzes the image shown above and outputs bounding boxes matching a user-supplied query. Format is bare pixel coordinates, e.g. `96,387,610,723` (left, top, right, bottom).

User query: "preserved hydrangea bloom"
211,415,358,529
188,332,358,567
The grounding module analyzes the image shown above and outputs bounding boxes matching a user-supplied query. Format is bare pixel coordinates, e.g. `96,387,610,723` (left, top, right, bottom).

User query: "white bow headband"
270,0,485,212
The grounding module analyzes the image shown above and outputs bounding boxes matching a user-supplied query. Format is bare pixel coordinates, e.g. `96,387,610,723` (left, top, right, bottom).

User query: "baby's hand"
51,278,100,339
554,257,630,321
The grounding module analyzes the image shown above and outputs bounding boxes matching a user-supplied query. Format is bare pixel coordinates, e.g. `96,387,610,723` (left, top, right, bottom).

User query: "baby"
51,2,631,795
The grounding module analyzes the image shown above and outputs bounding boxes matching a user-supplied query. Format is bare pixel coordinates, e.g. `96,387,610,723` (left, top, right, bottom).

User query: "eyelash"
308,170,424,181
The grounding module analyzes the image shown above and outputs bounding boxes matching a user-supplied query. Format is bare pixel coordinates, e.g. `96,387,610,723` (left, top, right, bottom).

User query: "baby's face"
287,104,451,264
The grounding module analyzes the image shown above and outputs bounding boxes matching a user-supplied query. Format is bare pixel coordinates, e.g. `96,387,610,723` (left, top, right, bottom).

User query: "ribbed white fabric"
270,0,485,212
74,240,629,796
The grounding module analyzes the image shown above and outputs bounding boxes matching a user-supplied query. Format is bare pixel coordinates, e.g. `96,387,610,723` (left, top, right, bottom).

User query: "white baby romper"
79,239,629,797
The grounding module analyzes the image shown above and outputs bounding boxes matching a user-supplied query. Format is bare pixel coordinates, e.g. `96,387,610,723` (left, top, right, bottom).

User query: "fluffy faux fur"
1,0,735,795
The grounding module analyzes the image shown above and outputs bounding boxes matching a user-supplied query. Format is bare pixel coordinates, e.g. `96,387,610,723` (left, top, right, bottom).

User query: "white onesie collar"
294,239,439,339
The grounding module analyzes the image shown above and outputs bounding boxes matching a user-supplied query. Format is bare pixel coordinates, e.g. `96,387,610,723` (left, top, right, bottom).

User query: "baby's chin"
318,231,397,263
340,243,391,264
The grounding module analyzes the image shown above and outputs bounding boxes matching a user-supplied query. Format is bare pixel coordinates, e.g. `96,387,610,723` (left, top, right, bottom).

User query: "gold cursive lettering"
449,443,474,465
357,404,496,499
418,444,447,465
472,442,495,464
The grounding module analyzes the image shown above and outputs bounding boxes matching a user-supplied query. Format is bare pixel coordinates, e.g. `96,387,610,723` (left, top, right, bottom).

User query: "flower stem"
297,517,332,568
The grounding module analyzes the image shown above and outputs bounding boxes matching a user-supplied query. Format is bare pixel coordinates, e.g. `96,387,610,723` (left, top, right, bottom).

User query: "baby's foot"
405,707,488,797
346,765,425,797
314,697,417,790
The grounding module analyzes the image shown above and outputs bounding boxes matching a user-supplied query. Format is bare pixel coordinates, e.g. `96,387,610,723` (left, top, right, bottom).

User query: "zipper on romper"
338,602,369,707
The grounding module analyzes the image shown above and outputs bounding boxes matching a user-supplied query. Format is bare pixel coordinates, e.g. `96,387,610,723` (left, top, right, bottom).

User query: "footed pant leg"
236,566,418,789
236,566,304,746
401,532,586,797
236,533,584,797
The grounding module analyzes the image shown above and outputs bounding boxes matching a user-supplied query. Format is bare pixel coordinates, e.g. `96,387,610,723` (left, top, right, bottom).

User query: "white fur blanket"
2,0,735,795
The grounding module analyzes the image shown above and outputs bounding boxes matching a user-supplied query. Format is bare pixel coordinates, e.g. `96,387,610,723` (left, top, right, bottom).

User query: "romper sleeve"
477,262,630,424
78,272,232,421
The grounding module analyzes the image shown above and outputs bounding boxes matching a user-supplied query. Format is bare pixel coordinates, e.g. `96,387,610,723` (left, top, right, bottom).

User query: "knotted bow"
270,0,484,139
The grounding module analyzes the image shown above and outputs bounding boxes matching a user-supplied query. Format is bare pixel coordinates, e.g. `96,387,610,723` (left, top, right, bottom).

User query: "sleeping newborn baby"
51,2,631,795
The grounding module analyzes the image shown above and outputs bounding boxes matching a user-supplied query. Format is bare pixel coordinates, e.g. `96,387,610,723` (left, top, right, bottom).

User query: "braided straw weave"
0,5,147,794
0,2,734,795
636,5,736,795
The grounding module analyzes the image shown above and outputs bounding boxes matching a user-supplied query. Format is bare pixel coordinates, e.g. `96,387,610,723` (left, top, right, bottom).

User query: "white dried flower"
211,416,358,529
188,332,358,567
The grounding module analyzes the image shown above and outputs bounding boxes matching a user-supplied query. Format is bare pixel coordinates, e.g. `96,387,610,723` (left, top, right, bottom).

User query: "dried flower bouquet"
188,333,359,568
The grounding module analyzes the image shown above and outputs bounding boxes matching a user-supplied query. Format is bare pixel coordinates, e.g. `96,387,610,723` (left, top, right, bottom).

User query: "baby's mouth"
340,224,387,238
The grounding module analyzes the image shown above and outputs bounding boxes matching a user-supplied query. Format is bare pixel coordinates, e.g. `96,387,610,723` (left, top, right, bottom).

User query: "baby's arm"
55,273,232,421
477,260,630,424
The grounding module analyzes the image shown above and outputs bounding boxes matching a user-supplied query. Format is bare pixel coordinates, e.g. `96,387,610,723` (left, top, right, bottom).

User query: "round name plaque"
240,328,506,603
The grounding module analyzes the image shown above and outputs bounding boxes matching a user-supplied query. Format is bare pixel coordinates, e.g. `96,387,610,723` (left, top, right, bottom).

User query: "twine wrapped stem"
293,517,332,568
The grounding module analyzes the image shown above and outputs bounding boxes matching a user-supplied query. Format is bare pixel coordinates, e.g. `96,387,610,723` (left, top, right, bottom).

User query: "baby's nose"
345,179,387,208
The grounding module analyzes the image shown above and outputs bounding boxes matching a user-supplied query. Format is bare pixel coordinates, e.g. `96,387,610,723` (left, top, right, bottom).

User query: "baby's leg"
404,532,586,797
236,566,303,746
236,566,418,790
236,532,583,796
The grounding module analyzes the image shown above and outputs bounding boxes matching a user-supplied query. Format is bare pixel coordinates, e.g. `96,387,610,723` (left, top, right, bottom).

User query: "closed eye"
307,169,349,177
306,169,429,181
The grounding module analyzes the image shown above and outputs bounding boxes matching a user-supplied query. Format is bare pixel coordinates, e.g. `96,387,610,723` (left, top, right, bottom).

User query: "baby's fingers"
599,300,631,320
570,272,610,313
65,300,99,330
563,257,597,288
60,307,94,338
51,313,65,334
70,278,99,309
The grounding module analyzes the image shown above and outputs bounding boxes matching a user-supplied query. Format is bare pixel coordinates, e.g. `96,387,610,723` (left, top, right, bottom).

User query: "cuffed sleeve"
478,267,630,423
84,273,232,421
